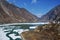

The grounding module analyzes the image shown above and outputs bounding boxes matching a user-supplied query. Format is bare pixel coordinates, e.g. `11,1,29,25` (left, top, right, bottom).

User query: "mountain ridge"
0,0,39,24
40,5,60,22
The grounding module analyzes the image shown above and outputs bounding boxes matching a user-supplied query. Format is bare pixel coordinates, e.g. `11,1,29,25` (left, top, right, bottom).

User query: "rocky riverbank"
21,23,60,40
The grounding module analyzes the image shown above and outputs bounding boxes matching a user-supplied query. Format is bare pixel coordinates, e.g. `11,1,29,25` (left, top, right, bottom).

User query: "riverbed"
0,25,38,40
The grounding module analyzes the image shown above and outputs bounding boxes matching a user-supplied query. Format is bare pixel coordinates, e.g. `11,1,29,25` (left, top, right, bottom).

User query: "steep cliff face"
0,0,39,24
40,5,60,22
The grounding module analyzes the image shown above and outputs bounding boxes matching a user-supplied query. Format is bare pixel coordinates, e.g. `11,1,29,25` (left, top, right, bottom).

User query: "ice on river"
0,27,29,40
0,28,9,40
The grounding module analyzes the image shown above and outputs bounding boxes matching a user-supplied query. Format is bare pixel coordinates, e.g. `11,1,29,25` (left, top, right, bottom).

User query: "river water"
0,22,48,40
0,25,38,40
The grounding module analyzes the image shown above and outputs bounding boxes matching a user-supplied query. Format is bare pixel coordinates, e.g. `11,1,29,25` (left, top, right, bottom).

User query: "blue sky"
7,0,60,17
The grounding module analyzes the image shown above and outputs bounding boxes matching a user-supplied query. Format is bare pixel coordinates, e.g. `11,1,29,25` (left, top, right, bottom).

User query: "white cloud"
31,0,37,4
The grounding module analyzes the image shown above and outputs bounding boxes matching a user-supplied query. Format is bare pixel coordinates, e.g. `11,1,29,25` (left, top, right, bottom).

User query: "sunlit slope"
0,0,39,24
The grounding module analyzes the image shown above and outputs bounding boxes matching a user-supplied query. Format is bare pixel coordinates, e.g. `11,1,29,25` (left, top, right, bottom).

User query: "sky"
7,0,60,17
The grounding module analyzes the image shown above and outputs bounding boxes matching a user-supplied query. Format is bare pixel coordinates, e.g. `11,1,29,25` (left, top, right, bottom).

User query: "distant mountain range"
40,5,60,22
0,0,60,24
0,0,39,24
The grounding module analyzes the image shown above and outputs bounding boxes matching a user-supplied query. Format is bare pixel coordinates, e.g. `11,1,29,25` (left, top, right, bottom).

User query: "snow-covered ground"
0,27,30,40
0,25,37,40
0,28,9,40
0,22,49,26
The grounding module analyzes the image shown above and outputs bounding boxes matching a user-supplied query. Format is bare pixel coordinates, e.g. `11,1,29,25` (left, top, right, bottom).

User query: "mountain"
21,23,60,40
0,0,39,24
40,5,60,22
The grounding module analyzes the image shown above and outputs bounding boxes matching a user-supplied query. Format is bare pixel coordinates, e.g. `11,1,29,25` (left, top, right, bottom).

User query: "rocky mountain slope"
0,0,39,24
21,23,60,40
40,5,60,22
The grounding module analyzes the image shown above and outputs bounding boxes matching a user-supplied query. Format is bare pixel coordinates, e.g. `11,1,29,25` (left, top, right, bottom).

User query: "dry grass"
21,23,60,40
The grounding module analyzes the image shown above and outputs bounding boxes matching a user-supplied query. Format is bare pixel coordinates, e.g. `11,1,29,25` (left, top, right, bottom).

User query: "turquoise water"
0,24,39,40
0,22,48,40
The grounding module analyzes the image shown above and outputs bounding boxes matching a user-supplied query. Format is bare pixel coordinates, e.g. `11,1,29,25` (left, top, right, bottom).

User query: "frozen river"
0,27,24,40
0,28,9,40
0,23,48,40
0,25,37,40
